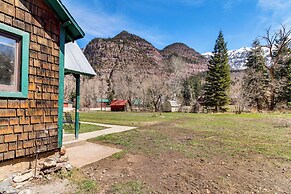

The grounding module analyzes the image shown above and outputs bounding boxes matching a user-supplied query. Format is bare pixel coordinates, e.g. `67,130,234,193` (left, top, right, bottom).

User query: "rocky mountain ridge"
84,31,209,79
161,43,209,75
203,47,271,70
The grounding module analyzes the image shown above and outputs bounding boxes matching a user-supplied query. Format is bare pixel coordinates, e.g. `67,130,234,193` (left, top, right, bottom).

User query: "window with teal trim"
0,23,29,98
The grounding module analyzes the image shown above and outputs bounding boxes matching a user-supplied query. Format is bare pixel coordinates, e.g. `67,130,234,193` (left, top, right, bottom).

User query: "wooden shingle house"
0,0,95,167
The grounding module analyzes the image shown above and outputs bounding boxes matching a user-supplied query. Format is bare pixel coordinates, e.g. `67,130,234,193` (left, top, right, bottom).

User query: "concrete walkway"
78,122,136,140
63,122,136,143
64,122,136,167
66,142,122,168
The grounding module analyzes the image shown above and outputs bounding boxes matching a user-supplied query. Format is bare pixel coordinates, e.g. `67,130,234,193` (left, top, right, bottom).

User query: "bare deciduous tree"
261,25,291,110
113,63,141,111
80,77,101,108
64,75,75,101
145,72,170,112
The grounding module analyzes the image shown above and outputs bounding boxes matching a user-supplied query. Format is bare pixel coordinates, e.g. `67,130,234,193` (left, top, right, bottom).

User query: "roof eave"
44,0,85,42
65,69,96,77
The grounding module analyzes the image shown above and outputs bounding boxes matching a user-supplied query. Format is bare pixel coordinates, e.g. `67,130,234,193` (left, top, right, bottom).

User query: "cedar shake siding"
0,0,61,161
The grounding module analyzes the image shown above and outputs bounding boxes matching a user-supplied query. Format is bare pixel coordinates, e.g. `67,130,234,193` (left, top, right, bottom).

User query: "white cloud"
62,0,167,48
220,0,244,10
63,0,127,38
258,0,291,26
258,0,291,10
128,27,168,48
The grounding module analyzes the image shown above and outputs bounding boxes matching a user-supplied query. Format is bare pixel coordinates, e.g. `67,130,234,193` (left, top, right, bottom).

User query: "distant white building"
162,100,180,112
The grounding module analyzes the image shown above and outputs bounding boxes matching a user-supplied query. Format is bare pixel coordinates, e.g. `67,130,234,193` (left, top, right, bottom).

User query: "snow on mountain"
202,47,271,70
228,47,250,70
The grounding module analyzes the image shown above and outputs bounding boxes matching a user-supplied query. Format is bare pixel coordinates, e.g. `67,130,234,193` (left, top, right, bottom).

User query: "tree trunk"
269,92,275,111
269,68,276,111
153,102,159,112
128,99,133,112
153,96,161,112
256,98,260,112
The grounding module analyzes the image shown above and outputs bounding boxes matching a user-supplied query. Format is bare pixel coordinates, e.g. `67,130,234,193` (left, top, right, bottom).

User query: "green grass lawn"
64,123,106,134
82,111,291,160
80,111,189,126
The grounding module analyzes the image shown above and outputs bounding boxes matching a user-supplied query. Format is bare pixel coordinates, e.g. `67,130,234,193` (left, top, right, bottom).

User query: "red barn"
110,100,129,111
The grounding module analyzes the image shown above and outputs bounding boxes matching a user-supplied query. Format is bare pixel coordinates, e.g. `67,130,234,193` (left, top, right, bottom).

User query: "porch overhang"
64,42,96,76
64,42,96,140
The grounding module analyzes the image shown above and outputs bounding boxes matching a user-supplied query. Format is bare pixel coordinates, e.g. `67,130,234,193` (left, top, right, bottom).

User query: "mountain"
161,43,207,63
161,43,208,75
84,31,164,79
114,30,164,64
84,31,208,79
228,47,251,70
203,47,271,70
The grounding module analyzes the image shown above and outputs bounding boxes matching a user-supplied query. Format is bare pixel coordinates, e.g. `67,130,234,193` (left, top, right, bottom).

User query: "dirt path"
82,152,291,193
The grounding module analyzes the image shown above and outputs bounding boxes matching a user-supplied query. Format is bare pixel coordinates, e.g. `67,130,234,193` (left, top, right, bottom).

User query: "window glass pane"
0,35,16,86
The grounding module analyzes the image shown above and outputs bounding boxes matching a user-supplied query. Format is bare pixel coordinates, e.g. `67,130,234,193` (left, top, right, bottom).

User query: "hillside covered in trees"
65,31,209,110
64,26,290,112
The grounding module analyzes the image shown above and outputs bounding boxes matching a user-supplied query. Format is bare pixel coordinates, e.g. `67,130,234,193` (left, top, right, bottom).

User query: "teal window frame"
0,23,29,98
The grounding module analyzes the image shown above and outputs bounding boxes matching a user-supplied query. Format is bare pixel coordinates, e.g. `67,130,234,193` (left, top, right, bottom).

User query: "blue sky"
62,0,291,53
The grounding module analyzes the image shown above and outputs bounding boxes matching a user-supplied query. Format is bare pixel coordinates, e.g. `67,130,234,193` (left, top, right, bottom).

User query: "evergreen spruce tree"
190,73,204,100
278,46,291,105
181,79,191,106
204,31,230,112
285,57,291,105
242,39,269,111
